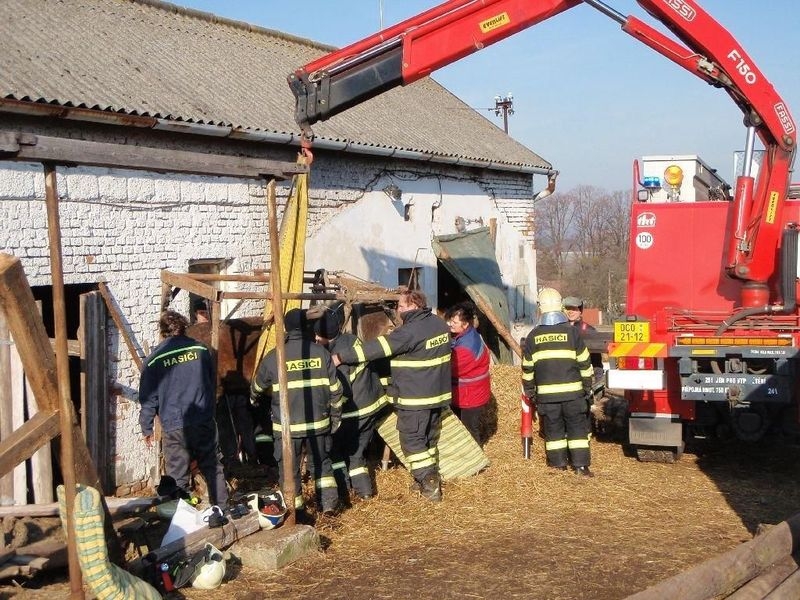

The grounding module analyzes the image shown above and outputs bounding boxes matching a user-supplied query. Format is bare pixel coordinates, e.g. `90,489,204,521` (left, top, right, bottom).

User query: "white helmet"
247,490,287,530
190,543,226,590
537,287,563,314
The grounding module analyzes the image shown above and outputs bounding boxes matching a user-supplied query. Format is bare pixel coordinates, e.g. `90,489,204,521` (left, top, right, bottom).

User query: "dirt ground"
4,364,800,600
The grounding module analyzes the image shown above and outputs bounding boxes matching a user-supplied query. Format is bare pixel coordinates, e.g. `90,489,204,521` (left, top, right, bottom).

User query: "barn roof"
0,0,552,174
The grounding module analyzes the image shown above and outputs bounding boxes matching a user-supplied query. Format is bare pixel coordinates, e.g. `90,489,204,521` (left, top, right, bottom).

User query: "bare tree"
534,185,631,317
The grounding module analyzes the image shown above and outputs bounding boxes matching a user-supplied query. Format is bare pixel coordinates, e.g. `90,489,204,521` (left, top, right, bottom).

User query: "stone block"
230,524,319,572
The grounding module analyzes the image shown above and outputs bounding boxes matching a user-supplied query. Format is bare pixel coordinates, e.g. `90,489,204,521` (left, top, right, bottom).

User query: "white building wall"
305,158,538,321
0,152,539,489
0,161,272,490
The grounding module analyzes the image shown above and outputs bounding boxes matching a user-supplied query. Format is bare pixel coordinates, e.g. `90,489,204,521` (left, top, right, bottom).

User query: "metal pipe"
581,0,627,25
742,125,757,178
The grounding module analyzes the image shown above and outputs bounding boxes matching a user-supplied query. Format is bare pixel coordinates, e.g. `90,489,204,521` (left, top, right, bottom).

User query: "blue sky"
177,0,799,192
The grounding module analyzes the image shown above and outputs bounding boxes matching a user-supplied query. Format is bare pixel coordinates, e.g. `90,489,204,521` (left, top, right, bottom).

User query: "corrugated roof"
0,0,551,172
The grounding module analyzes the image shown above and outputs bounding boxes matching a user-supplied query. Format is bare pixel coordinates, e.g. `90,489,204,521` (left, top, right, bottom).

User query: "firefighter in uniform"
522,288,595,477
250,309,344,514
563,296,604,384
333,290,451,502
314,303,388,501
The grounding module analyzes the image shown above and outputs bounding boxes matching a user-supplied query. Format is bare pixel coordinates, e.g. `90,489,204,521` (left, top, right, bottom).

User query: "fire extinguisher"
520,394,535,459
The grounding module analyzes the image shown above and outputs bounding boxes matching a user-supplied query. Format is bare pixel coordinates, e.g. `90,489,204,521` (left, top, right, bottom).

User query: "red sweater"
450,326,491,409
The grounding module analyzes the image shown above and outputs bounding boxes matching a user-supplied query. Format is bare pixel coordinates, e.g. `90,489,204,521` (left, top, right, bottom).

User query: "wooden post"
43,164,83,600
627,511,800,600
0,309,14,505
267,180,296,526
97,282,143,372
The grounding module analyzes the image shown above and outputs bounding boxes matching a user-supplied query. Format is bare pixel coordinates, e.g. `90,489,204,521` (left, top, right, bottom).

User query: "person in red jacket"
444,301,491,445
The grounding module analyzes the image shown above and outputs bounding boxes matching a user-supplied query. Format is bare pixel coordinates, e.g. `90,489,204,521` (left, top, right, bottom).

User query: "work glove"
249,393,260,408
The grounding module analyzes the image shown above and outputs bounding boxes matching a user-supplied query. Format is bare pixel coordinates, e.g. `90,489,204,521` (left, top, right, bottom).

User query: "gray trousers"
163,420,229,506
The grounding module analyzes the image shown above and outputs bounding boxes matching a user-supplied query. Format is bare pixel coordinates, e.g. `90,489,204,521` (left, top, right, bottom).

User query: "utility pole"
494,93,514,134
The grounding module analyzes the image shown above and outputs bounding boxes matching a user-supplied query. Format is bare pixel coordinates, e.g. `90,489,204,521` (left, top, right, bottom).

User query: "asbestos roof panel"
0,0,550,171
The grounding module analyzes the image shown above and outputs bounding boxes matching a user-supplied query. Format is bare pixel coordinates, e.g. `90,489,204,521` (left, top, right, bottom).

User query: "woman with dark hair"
444,301,491,445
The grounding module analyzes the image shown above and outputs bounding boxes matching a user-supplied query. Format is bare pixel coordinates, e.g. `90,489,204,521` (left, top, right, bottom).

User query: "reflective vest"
251,330,343,437
521,323,593,403
337,308,451,410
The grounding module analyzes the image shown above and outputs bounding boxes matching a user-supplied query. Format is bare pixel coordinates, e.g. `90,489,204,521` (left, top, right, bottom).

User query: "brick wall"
0,133,540,491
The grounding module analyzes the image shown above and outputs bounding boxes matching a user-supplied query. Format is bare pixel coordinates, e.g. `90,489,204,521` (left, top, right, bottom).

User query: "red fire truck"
288,0,797,462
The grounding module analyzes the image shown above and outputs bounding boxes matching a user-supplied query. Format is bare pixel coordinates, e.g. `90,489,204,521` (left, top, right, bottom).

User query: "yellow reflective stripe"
392,354,451,368
342,395,387,419
331,461,347,471
252,380,265,393
380,376,391,386
568,438,590,449
315,476,337,489
537,381,584,395
294,496,306,509
354,343,366,363
349,362,367,382
273,417,331,433
576,348,590,362
580,366,594,378
531,349,577,363
395,392,451,407
521,372,534,382
330,380,342,393
545,439,568,450
377,336,392,357
349,466,368,477
271,377,335,391
521,357,534,367
331,397,345,409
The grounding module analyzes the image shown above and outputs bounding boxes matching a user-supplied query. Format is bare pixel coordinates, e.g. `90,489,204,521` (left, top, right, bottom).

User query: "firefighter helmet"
537,288,563,314
190,543,226,589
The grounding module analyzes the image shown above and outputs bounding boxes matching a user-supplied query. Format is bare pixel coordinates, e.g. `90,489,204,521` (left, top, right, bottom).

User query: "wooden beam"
0,254,60,413
0,411,61,478
627,511,800,600
128,511,260,577
160,271,220,303
0,130,307,180
97,282,143,372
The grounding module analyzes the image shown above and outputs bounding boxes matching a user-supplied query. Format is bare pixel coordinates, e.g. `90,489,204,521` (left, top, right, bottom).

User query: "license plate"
614,321,650,343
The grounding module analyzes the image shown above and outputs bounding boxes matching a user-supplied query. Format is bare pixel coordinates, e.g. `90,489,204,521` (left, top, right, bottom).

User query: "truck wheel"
634,447,678,463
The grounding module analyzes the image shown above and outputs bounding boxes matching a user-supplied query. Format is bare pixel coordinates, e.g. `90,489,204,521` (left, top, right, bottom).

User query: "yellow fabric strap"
315,475,338,489
567,438,590,449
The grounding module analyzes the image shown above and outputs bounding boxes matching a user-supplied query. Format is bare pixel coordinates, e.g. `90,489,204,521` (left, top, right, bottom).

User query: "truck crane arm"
289,0,796,290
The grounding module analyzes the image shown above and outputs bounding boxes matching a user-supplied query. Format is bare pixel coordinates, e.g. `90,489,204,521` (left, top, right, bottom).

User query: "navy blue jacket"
138,334,215,435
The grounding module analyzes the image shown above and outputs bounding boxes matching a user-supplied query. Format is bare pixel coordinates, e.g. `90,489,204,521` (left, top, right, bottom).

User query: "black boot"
419,472,442,502
573,466,594,478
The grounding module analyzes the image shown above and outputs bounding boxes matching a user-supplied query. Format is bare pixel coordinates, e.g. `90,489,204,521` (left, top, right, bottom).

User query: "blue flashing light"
643,176,662,190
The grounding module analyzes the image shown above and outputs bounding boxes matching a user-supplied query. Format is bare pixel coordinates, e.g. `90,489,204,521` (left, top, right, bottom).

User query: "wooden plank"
627,512,800,600
0,495,171,518
0,411,60,479
81,292,111,492
128,510,260,577
727,554,799,599
0,308,14,504
9,338,27,505
0,254,104,492
97,282,142,372
160,271,219,305
0,254,60,413
28,368,53,504
1,130,308,180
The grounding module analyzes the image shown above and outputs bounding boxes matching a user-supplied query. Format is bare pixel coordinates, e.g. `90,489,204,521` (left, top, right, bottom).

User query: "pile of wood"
627,513,800,599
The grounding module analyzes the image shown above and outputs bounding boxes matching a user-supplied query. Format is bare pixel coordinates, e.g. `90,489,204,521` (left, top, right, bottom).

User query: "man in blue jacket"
138,310,229,506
